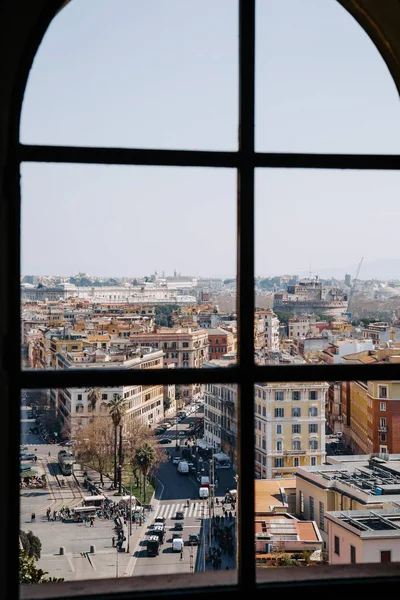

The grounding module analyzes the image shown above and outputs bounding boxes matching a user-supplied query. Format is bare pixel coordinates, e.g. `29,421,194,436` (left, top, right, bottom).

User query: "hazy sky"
21,0,400,279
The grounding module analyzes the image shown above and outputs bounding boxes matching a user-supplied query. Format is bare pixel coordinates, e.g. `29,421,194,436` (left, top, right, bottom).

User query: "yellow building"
295,455,400,551
254,382,328,479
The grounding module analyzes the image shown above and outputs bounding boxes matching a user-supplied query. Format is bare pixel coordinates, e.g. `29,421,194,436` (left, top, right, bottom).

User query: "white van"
199,486,209,499
172,538,184,553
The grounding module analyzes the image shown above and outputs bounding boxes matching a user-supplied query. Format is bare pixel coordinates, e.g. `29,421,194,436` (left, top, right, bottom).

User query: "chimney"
390,328,397,343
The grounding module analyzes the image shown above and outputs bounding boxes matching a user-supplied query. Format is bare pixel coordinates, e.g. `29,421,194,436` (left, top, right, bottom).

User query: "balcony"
378,426,388,433
284,449,307,455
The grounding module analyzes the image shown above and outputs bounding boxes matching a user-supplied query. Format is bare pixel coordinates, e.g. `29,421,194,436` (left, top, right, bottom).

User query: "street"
19,401,237,579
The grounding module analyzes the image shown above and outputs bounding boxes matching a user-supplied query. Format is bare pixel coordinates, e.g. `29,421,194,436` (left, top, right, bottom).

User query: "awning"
20,468,38,478
214,452,230,461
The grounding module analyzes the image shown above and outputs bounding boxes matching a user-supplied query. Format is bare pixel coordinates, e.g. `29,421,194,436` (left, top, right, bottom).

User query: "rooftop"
325,508,400,537
255,479,296,514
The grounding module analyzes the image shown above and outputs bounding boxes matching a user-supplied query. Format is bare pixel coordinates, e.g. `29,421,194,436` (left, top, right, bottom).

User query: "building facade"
254,382,328,480
54,349,164,436
342,380,400,455
130,328,209,400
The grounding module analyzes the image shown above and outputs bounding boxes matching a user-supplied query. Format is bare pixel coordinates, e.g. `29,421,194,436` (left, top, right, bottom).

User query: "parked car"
172,456,182,464
172,532,183,540
159,438,172,444
189,533,200,545
174,521,183,531
175,511,184,520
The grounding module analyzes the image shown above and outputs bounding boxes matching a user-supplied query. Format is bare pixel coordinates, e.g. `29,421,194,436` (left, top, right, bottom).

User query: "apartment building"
256,310,280,352
254,382,328,480
288,317,319,339
362,322,400,346
54,348,164,436
327,382,343,434
203,356,237,466
130,328,209,400
325,508,400,565
341,379,400,455
295,455,400,550
207,328,236,360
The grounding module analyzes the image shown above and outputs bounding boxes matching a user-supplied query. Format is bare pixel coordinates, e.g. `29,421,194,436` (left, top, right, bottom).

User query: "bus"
83,494,106,507
147,535,161,556
213,452,231,469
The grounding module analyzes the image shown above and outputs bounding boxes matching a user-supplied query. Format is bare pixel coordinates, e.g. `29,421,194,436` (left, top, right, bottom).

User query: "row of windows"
256,406,319,418
274,408,319,419
274,438,319,451
274,456,317,468
210,347,227,353
255,389,320,401
255,422,319,434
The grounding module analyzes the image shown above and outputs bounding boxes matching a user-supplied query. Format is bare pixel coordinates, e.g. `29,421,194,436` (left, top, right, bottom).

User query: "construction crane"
343,257,364,321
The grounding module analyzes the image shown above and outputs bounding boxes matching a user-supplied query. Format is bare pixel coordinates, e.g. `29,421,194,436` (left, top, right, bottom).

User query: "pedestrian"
48,451,51,457
225,510,228,519
216,497,219,505
34,455,37,462
112,536,115,547
180,550,183,561
31,512,35,522
226,566,229,570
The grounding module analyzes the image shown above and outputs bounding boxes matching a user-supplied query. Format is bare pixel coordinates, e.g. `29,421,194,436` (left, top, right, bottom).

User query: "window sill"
21,563,400,600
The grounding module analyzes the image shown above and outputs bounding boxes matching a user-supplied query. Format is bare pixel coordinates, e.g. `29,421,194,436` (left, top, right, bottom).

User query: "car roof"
148,536,160,542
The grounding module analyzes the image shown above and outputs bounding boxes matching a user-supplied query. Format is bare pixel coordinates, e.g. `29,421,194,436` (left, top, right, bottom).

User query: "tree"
74,417,114,485
274,310,294,325
135,443,157,502
19,549,64,584
107,394,127,488
86,387,102,411
20,530,42,560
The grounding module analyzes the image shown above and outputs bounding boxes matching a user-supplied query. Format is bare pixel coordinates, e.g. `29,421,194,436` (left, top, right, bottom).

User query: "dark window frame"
6,1,400,598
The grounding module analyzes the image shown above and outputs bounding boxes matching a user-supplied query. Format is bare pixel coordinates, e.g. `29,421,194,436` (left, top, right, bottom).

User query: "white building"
54,348,165,436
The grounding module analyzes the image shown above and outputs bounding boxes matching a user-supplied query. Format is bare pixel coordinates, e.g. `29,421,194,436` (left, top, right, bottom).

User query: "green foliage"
223,279,235,285
20,530,42,560
155,304,179,327
278,553,296,566
274,310,294,325
302,550,313,564
19,549,64,584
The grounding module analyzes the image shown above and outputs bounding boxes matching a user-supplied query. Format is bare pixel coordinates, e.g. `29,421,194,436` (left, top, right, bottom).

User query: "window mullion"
237,0,256,590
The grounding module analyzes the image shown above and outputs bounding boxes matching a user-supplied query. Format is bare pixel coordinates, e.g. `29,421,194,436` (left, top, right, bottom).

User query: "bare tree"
74,417,114,485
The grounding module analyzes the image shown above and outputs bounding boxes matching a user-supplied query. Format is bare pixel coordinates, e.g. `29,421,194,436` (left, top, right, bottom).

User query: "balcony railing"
378,426,388,432
284,449,307,455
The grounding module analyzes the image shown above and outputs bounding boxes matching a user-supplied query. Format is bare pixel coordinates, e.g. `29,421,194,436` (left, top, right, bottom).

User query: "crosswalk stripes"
154,501,207,521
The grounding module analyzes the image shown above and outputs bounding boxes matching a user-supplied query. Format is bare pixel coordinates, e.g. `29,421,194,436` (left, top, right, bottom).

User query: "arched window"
310,438,318,451
293,438,301,451
76,403,84,414
6,1,400,597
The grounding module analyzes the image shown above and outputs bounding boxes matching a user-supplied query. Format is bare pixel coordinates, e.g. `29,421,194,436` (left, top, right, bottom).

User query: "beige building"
326,508,400,565
295,454,400,551
288,317,318,339
254,382,328,480
54,348,165,436
130,328,209,400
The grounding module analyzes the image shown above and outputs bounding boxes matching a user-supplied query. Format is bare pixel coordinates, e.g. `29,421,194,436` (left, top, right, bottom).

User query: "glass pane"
256,0,400,153
21,164,237,372
254,378,400,579
21,0,238,151
20,384,237,581
256,168,400,366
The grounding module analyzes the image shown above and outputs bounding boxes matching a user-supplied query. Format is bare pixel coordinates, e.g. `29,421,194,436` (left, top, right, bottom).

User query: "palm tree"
107,394,127,489
86,387,102,412
135,443,157,503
